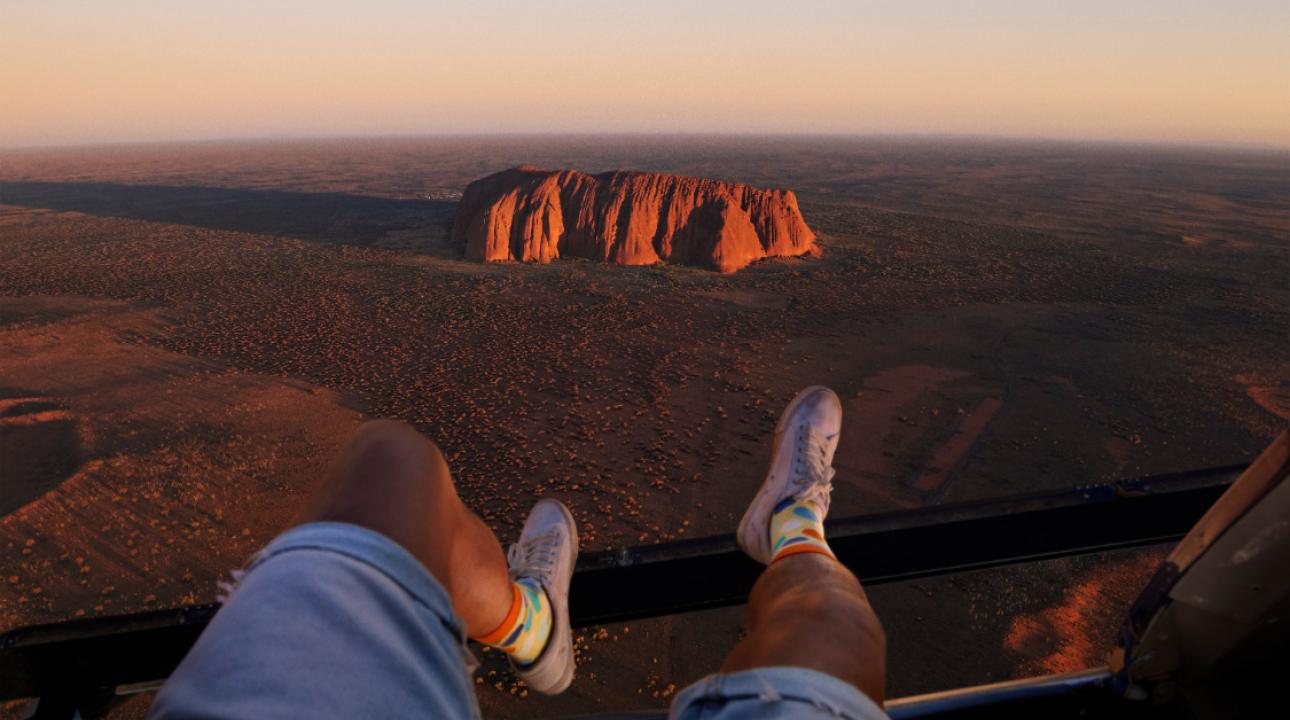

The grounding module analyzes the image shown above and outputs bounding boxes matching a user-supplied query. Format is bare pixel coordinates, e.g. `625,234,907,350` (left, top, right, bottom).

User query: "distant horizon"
4,129,1289,156
5,1,1287,151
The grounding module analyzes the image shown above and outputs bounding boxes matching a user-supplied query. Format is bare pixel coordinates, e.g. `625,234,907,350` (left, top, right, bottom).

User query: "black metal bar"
0,465,1242,704
0,604,216,706
568,465,1241,626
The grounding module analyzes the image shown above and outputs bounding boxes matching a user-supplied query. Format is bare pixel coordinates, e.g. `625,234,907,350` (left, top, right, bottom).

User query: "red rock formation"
451,166,817,273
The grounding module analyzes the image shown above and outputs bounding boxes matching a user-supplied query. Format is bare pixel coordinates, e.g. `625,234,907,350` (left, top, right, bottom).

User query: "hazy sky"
3,0,1288,148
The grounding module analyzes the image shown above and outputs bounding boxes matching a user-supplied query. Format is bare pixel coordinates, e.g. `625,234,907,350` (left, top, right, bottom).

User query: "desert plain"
0,135,1287,716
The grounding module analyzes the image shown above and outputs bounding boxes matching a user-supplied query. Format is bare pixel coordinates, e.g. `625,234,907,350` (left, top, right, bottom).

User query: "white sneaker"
736,386,841,565
505,498,578,695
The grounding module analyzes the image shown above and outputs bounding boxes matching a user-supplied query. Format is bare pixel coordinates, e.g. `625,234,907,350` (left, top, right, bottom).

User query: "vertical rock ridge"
452,166,817,273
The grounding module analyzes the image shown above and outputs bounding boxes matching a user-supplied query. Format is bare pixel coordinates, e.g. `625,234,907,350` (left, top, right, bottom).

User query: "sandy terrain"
0,296,363,622
0,136,1286,715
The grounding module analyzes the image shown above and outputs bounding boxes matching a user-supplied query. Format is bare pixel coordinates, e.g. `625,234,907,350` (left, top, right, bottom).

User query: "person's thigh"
670,667,887,720
149,522,479,719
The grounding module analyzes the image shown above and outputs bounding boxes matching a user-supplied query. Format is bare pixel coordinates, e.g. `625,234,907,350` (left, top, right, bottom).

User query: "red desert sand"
451,166,817,272
1,137,1285,713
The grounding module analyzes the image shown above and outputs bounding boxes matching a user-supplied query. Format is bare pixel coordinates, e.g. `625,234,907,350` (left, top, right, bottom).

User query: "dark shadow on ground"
0,390,82,516
0,181,457,251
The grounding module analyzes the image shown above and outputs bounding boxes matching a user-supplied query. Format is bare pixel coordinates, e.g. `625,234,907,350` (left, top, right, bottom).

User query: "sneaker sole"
736,385,836,565
520,499,579,695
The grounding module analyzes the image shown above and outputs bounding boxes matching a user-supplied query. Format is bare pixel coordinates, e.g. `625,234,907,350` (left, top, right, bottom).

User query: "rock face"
451,166,817,273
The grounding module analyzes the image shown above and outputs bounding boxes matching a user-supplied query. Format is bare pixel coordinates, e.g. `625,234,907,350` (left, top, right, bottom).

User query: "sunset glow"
3,0,1288,148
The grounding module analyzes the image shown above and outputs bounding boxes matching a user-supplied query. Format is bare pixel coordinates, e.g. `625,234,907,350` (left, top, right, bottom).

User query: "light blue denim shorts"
150,522,887,720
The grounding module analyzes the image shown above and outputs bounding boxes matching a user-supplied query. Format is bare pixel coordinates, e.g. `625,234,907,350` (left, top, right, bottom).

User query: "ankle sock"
473,577,552,665
770,496,834,562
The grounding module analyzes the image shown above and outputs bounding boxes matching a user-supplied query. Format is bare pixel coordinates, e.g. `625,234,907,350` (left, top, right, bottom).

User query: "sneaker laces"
507,527,563,585
790,423,836,513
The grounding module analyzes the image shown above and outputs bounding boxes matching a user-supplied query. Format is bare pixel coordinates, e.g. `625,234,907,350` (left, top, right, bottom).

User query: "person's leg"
151,420,577,719
298,419,511,638
298,419,579,692
705,385,887,715
720,554,886,702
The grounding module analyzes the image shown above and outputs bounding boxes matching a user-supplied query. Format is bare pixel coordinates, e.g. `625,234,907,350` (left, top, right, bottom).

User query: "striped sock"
473,577,552,665
770,496,834,562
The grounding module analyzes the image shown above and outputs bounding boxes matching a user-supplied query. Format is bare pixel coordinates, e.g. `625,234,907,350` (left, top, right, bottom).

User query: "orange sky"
3,1,1288,148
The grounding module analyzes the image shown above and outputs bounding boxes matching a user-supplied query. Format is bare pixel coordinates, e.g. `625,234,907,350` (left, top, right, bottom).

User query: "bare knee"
301,419,457,531
336,420,451,492
347,419,442,469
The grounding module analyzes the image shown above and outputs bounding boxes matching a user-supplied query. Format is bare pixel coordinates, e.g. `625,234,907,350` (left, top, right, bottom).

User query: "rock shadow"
0,392,82,516
0,180,458,253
